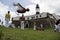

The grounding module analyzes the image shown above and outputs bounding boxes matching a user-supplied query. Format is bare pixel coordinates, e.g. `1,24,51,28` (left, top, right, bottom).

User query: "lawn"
0,26,60,40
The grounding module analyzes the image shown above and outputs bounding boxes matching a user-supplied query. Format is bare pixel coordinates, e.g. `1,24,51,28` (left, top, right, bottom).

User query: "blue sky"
0,0,33,22
0,0,32,11
0,0,60,24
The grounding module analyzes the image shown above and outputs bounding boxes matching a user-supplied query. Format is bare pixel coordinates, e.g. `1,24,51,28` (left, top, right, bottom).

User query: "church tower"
36,4,40,14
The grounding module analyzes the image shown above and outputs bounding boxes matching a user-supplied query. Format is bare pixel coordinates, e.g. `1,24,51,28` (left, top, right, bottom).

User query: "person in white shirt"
54,19,60,32
57,23,60,32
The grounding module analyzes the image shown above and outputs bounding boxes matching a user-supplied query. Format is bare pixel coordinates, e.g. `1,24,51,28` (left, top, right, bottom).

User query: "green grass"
0,26,60,40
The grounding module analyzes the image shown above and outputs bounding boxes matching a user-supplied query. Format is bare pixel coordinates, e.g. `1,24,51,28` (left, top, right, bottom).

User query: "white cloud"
25,4,36,16
26,0,60,15
0,2,9,22
0,2,17,22
0,2,9,16
28,0,40,4
0,0,60,19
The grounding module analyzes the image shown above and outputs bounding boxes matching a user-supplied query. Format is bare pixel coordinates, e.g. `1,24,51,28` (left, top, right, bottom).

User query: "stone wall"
12,17,55,28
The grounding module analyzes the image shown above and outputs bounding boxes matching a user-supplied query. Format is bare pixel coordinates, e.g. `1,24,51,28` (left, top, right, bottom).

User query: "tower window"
36,16,38,18
31,17,35,19
27,17,29,20
36,12,40,14
40,15,41,17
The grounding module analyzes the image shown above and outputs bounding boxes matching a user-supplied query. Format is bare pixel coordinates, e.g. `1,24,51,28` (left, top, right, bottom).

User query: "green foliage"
0,26,60,40
5,37,11,40
0,29,4,40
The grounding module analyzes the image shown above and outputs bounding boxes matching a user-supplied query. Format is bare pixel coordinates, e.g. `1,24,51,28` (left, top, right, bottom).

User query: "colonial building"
11,4,60,28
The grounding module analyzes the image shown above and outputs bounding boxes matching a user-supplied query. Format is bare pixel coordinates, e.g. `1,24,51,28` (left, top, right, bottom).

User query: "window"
36,16,38,18
40,15,41,17
32,17,33,19
27,17,29,20
36,12,40,14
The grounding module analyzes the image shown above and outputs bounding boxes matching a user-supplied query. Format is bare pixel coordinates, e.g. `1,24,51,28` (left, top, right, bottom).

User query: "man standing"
5,11,11,27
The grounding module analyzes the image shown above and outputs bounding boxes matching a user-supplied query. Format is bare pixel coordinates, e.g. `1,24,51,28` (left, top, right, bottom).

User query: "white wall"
13,12,60,20
41,12,47,18
13,16,20,20
52,13,59,20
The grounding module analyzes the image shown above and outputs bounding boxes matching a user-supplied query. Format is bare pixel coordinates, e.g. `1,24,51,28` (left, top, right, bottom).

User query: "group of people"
5,11,60,32
34,22,44,31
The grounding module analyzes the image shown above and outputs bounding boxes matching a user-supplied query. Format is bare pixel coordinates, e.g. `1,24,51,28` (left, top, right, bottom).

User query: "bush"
6,37,11,40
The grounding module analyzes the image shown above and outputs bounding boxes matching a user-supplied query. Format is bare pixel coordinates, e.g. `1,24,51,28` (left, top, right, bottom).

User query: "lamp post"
13,3,29,30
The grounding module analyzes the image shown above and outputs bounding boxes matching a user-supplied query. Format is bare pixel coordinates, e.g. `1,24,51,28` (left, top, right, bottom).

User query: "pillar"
21,21,24,30
34,21,36,30
34,25,36,30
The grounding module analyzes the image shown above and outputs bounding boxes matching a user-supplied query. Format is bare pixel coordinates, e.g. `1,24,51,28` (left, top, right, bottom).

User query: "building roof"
12,12,60,21
12,12,48,20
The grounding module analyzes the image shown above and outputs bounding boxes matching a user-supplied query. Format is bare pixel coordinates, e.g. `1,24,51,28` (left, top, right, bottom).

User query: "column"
21,21,24,30
34,22,36,30
34,25,36,30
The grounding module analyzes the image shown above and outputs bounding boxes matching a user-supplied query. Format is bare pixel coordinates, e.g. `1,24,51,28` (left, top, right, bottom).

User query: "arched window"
36,16,38,18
